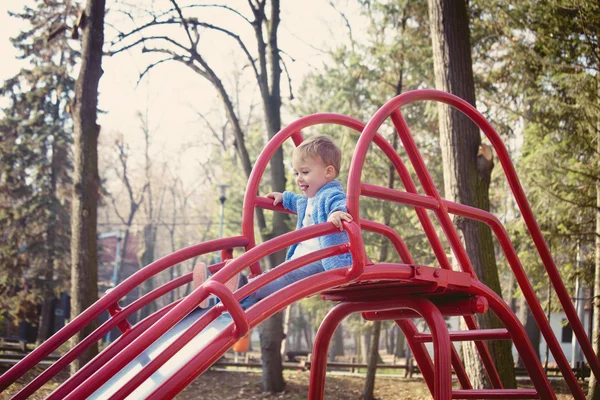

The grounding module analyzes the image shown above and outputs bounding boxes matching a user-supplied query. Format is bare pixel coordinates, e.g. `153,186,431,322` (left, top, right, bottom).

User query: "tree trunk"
395,327,406,358
256,0,287,392
37,140,60,343
69,0,105,374
588,71,600,400
363,320,382,400
329,325,345,362
361,328,371,365
387,324,394,355
260,312,285,391
427,0,516,388
517,296,540,368
281,305,292,358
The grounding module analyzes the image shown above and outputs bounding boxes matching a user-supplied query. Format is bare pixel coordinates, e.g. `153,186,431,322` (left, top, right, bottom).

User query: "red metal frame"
1,89,597,400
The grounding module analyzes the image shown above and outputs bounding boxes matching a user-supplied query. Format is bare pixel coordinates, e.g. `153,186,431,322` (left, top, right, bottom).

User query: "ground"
176,369,579,400
0,367,583,399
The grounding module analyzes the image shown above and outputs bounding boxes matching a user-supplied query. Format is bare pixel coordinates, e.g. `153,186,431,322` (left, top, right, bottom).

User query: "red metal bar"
106,302,133,334
452,389,539,399
359,219,414,264
62,223,350,399
396,319,436,393
242,114,367,276
309,297,451,400
391,110,477,277
446,200,585,396
15,274,191,400
203,281,248,337
371,133,453,270
471,281,556,399
145,269,355,399
0,236,248,391
145,265,415,399
48,300,182,400
111,246,355,399
413,329,511,343
107,306,224,400
354,89,598,394
363,296,488,320
451,344,472,390
462,314,504,389
342,220,368,281
361,164,584,395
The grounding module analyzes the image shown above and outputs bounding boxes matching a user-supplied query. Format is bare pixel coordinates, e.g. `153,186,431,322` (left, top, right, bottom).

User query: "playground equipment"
1,89,599,399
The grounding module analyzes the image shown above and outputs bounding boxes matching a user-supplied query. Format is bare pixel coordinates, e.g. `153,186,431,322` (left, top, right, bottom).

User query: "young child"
195,135,353,307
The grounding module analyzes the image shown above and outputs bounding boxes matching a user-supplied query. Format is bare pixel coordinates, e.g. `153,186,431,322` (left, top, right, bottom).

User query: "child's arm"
324,190,348,214
266,192,283,206
325,191,352,231
267,191,302,213
328,210,352,231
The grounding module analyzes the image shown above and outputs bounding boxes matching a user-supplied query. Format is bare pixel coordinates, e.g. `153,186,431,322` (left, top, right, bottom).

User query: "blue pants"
240,260,325,308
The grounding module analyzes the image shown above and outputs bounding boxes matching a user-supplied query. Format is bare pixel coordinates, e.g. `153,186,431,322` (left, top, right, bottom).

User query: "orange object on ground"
232,332,251,353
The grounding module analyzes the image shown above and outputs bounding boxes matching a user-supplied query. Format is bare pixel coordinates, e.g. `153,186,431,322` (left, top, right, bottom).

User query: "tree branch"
329,1,354,47
136,57,177,86
279,54,294,100
109,35,189,56
187,20,260,86
196,111,227,150
169,0,194,46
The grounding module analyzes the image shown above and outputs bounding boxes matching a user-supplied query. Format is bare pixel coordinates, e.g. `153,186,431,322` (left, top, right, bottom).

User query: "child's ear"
326,165,336,178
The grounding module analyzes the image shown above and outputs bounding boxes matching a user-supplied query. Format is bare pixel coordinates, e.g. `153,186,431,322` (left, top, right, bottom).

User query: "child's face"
292,155,335,198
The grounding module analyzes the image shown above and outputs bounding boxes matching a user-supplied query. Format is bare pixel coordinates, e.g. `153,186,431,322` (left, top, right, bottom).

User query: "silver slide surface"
89,309,232,399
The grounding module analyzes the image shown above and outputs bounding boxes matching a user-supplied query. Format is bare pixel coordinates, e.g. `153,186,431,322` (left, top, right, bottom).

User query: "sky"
0,0,365,188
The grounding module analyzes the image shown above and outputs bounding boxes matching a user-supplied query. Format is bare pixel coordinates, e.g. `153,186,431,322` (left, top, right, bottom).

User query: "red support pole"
309,297,452,400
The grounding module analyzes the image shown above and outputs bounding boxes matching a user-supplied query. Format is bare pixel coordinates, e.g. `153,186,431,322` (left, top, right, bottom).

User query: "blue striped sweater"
282,180,353,270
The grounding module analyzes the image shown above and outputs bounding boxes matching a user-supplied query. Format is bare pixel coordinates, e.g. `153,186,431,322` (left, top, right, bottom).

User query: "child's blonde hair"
293,135,341,177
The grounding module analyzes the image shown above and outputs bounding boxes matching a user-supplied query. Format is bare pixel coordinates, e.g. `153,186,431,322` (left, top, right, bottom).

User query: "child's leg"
193,262,243,309
250,260,325,302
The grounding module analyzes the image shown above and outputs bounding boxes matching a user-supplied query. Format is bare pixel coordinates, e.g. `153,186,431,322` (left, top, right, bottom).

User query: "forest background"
0,0,598,398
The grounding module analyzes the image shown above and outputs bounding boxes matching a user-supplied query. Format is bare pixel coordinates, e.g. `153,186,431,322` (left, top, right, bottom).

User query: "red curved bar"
16,274,192,400
63,223,356,398
146,265,415,399
470,281,557,400
371,133,453,270
359,219,414,264
359,132,584,395
353,89,599,390
48,299,183,400
105,245,351,399
202,281,249,338
0,236,248,391
308,298,452,400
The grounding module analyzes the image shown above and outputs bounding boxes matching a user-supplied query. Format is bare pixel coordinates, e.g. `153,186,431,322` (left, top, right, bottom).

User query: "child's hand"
266,192,283,206
328,211,353,231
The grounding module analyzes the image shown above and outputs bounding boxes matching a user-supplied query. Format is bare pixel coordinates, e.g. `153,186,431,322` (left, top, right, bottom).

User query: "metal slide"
89,310,232,400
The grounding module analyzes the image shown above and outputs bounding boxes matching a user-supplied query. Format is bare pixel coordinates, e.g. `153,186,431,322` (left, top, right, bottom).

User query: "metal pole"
112,229,122,288
217,184,228,240
218,201,225,239
572,239,585,369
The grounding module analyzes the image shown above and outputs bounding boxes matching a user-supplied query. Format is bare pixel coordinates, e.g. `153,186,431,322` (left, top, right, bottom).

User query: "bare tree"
69,0,105,373
110,133,148,284
427,0,516,388
137,112,167,320
109,0,288,391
